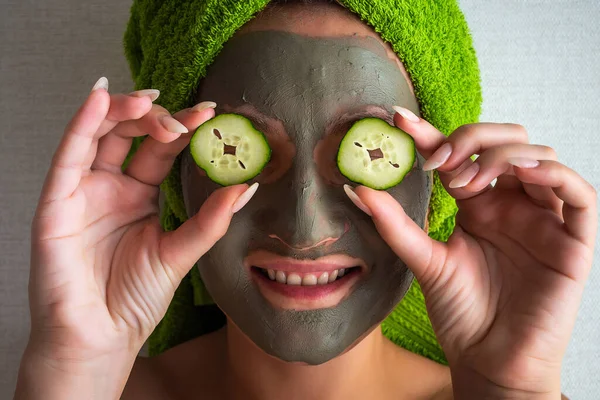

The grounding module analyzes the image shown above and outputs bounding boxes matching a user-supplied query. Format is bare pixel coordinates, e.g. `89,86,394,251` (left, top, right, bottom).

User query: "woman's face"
181,4,432,365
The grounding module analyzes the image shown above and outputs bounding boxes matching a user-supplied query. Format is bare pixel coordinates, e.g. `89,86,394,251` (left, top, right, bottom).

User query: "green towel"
123,0,482,364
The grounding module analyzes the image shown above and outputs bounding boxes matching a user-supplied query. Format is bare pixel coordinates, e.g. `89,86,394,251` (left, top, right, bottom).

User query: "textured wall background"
1,0,598,398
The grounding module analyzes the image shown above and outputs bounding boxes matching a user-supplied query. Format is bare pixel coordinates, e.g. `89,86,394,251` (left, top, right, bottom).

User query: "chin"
200,252,414,365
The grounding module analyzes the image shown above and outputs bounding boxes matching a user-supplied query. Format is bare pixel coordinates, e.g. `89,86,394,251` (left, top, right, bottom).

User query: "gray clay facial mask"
181,31,432,365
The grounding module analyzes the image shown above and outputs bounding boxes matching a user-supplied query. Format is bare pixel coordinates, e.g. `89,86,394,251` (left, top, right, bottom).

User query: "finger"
107,103,189,143
522,182,564,217
83,92,156,171
512,160,598,248
159,184,257,278
393,109,481,199
41,84,110,203
92,102,196,172
88,132,132,173
495,174,564,216
394,108,528,164
96,92,156,137
124,104,216,185
393,107,447,159
393,111,531,199
494,174,522,190
460,144,557,193
349,185,448,286
428,123,530,173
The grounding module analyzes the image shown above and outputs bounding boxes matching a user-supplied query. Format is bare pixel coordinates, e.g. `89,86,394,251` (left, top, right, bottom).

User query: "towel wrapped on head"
123,0,482,363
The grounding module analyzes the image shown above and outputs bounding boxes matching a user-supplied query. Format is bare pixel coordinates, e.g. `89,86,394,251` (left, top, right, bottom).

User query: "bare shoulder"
122,327,228,400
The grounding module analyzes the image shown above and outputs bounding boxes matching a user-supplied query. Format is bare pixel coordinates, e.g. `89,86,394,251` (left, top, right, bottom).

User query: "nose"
267,169,347,251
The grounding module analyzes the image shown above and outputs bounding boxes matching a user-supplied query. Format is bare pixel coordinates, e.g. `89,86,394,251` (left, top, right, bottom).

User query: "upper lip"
244,249,368,273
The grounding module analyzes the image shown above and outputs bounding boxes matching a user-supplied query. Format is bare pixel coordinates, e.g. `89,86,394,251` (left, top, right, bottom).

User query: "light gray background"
1,0,598,398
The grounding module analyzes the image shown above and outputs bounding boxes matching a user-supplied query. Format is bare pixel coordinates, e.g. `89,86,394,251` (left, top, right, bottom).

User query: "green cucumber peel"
337,118,415,190
190,113,271,186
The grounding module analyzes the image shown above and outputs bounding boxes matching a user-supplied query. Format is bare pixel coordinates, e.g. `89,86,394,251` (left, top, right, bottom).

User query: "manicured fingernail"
393,105,420,123
448,163,480,189
191,101,217,112
343,184,372,216
159,115,188,134
233,183,259,213
507,157,540,169
92,77,109,92
129,89,160,102
423,142,453,171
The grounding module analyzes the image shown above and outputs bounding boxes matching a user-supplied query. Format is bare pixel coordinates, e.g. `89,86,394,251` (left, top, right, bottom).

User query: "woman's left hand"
349,109,597,399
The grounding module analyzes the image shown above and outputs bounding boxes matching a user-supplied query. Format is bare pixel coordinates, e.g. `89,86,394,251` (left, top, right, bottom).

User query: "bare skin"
15,2,590,400
124,5,453,399
124,325,452,400
123,5,582,400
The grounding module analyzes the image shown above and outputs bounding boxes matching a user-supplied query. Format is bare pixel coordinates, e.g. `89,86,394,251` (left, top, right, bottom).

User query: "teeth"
302,274,318,286
317,272,329,285
286,273,302,286
262,268,352,285
275,270,286,284
328,269,338,282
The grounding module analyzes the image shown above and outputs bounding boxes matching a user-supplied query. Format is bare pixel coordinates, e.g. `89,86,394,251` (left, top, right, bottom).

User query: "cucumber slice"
337,118,415,190
190,114,271,186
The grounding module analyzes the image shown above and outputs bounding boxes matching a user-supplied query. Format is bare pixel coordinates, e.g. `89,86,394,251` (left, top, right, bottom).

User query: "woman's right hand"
17,78,256,399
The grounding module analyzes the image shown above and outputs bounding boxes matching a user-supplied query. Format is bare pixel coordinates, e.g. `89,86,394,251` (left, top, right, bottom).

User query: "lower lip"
251,267,360,301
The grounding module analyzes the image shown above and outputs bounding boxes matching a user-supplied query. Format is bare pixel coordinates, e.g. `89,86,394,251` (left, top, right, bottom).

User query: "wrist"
14,341,139,400
451,365,561,400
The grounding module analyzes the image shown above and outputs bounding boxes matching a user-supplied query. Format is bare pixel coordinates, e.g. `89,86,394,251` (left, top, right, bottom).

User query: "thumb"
159,183,259,279
347,185,447,285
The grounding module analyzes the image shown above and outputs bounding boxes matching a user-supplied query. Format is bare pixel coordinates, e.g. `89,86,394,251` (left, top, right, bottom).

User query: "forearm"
14,344,138,400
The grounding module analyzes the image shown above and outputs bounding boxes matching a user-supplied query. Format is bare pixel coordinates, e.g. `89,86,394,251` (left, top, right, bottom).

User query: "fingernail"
191,101,217,112
159,115,188,134
129,89,160,102
393,105,420,123
423,142,453,171
92,77,109,92
233,183,260,213
507,157,540,169
343,184,372,216
448,163,480,189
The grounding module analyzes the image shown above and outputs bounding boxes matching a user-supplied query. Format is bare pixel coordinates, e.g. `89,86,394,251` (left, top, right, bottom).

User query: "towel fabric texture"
123,0,482,364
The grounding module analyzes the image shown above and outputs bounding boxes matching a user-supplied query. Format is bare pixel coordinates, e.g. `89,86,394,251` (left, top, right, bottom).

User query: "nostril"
249,202,350,251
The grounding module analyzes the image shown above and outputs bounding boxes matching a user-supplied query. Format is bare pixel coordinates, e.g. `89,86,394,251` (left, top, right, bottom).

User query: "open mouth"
245,250,367,310
252,266,361,286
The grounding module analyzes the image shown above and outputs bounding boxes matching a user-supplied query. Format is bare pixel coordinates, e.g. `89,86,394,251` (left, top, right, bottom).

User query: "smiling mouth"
252,266,361,286
245,250,366,310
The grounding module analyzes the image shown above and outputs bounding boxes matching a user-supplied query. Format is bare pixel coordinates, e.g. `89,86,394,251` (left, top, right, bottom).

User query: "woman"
15,0,596,399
